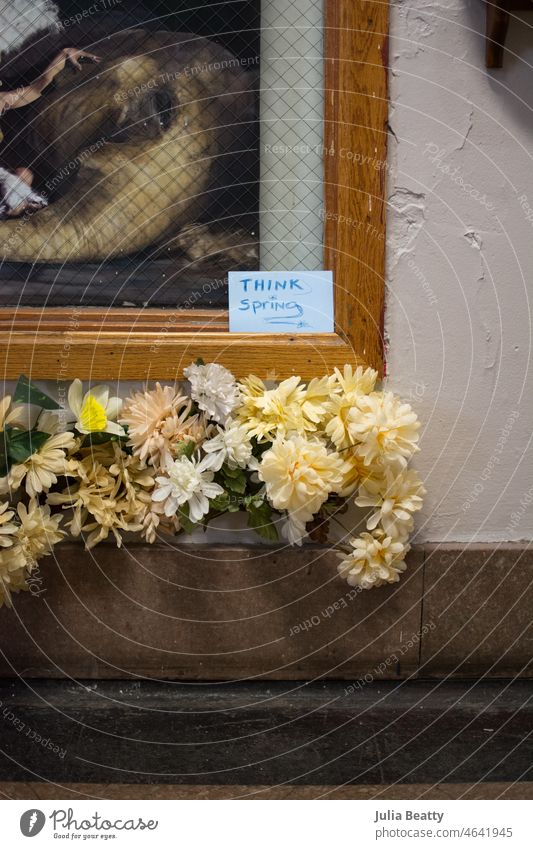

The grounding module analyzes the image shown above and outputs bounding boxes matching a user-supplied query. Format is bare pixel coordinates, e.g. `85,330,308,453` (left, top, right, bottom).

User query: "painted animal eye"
154,90,174,131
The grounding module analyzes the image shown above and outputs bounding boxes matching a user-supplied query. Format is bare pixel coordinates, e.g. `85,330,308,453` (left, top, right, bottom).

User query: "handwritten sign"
228,271,334,333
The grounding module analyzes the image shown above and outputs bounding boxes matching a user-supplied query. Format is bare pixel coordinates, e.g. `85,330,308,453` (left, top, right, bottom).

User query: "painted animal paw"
174,223,259,267
0,170,48,216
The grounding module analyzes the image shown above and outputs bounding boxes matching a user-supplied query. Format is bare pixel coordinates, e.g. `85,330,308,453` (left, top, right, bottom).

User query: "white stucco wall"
385,0,533,542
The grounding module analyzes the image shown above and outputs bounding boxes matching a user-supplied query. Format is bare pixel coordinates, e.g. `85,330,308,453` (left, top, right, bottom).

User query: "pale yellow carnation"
338,452,380,497
337,531,408,589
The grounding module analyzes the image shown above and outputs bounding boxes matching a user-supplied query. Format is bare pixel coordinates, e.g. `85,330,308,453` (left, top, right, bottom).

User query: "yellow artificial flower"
258,435,350,543
337,531,408,589
15,501,64,565
337,451,379,497
324,366,379,449
49,443,154,549
355,465,426,538
0,501,18,548
68,379,125,436
348,391,421,467
0,432,77,497
238,375,327,440
332,364,378,395
301,375,337,428
0,557,27,608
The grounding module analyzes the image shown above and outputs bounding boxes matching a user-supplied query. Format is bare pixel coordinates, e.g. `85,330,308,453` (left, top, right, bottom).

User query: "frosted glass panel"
260,0,324,270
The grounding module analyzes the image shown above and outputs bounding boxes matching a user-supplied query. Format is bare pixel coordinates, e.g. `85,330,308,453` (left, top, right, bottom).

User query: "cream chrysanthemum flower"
355,466,426,538
202,418,253,471
324,366,379,449
301,375,337,429
48,444,153,549
68,379,125,436
348,391,420,467
152,454,224,523
337,531,408,589
1,431,77,498
0,500,64,606
184,362,240,423
121,383,203,467
0,501,18,548
337,452,380,497
0,556,28,607
15,501,64,565
332,364,378,396
258,435,349,544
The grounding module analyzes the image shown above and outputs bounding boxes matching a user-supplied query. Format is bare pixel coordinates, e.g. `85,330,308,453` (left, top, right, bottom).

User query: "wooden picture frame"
0,0,388,381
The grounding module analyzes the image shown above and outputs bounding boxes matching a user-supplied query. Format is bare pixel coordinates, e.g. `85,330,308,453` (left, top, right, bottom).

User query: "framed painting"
0,0,388,380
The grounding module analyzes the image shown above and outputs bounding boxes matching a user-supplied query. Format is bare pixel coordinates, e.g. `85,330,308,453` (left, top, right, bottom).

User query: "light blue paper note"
228,270,334,333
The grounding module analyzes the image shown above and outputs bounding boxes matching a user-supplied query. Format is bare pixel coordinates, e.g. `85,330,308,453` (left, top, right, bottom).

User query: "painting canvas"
0,0,259,309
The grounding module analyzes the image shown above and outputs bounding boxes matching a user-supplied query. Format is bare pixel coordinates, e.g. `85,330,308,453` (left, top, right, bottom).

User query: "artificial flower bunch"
0,363,424,607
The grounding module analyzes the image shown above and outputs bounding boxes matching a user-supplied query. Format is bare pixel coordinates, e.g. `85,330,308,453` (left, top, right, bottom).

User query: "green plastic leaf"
174,440,195,459
221,466,247,495
246,498,279,542
12,375,60,410
6,430,50,463
0,432,8,477
79,432,122,448
177,503,197,535
209,493,232,513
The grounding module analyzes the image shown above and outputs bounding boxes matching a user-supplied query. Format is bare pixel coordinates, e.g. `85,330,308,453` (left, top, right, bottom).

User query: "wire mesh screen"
0,0,323,309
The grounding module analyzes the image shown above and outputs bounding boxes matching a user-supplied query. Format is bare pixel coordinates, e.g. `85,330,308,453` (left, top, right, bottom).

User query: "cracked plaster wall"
385,0,533,541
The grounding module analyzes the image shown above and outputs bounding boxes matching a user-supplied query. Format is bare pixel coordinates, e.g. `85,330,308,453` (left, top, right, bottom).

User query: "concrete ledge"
0,544,423,680
0,542,531,680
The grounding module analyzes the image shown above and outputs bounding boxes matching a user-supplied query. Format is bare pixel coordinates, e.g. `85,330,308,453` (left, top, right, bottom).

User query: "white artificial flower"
184,362,240,423
337,531,408,589
36,408,73,435
68,379,125,436
152,454,224,523
355,466,426,538
202,418,253,471
281,514,307,546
